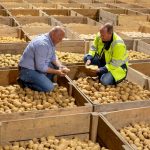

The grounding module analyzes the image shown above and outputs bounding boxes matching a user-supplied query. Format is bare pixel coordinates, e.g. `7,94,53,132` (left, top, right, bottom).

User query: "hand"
85,59,91,66
96,68,100,73
57,70,65,77
61,67,70,74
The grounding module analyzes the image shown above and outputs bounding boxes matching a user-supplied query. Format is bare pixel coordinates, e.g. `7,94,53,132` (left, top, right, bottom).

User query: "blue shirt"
19,33,56,72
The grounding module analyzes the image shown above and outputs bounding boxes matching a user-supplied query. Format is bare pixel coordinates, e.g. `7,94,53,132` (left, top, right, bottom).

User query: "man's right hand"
85,59,91,66
57,70,65,77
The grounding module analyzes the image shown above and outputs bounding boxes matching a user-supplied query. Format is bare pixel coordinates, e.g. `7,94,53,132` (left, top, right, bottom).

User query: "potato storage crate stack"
99,107,150,150
0,69,92,122
0,112,133,150
66,65,150,112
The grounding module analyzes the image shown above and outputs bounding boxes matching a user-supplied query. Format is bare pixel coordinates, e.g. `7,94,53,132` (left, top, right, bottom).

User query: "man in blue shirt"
18,26,70,92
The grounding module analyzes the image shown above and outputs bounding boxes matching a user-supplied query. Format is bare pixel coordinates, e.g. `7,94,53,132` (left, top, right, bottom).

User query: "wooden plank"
53,16,87,24
9,9,40,16
136,39,150,52
127,67,147,89
102,107,150,129
14,16,52,26
42,9,70,16
0,113,91,144
99,9,118,25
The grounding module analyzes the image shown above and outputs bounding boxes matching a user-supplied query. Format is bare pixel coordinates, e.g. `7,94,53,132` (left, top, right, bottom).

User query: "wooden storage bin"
99,107,150,150
99,8,148,26
0,112,132,150
0,69,92,122
67,65,149,112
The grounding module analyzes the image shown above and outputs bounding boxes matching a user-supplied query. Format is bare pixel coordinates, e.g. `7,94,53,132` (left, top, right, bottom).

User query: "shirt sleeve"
34,43,49,72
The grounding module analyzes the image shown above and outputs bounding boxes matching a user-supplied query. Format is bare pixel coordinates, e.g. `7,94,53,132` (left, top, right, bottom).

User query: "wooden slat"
0,113,91,144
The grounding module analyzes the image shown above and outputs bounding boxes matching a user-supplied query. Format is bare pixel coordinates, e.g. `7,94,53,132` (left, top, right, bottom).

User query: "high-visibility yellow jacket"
88,32,128,82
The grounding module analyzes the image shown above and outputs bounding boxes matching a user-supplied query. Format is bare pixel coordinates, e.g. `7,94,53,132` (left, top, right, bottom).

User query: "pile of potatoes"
0,37,25,43
119,122,150,150
73,77,150,104
128,50,150,60
1,136,108,150
0,54,21,67
122,32,150,38
56,51,84,64
0,85,77,114
79,34,96,40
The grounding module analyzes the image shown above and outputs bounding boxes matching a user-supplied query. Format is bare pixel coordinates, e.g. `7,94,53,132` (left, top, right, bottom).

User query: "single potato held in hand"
61,67,70,74
86,65,98,71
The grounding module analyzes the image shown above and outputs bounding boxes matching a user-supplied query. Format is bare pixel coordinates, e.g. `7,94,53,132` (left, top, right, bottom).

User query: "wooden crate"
8,9,45,17
0,69,92,123
99,107,150,150
26,0,47,3
66,65,149,112
0,112,132,149
81,3,112,9
99,8,148,26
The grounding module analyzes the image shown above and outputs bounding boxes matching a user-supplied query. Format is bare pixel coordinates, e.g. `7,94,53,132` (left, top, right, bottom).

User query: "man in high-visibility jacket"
84,23,128,85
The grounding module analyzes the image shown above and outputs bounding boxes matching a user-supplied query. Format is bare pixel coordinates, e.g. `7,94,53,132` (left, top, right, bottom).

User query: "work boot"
17,78,26,88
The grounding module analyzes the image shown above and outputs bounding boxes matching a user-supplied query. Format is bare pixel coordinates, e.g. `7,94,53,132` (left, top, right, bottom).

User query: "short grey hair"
101,23,113,34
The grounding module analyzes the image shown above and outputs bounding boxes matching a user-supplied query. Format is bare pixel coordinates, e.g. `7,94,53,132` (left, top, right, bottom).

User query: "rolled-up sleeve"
34,43,49,72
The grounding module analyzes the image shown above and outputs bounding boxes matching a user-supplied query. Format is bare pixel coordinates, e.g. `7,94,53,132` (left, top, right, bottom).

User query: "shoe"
17,78,25,88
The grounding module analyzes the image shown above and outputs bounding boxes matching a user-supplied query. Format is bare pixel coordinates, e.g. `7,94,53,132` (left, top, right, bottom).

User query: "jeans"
19,63,58,92
100,72,115,85
83,54,105,67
